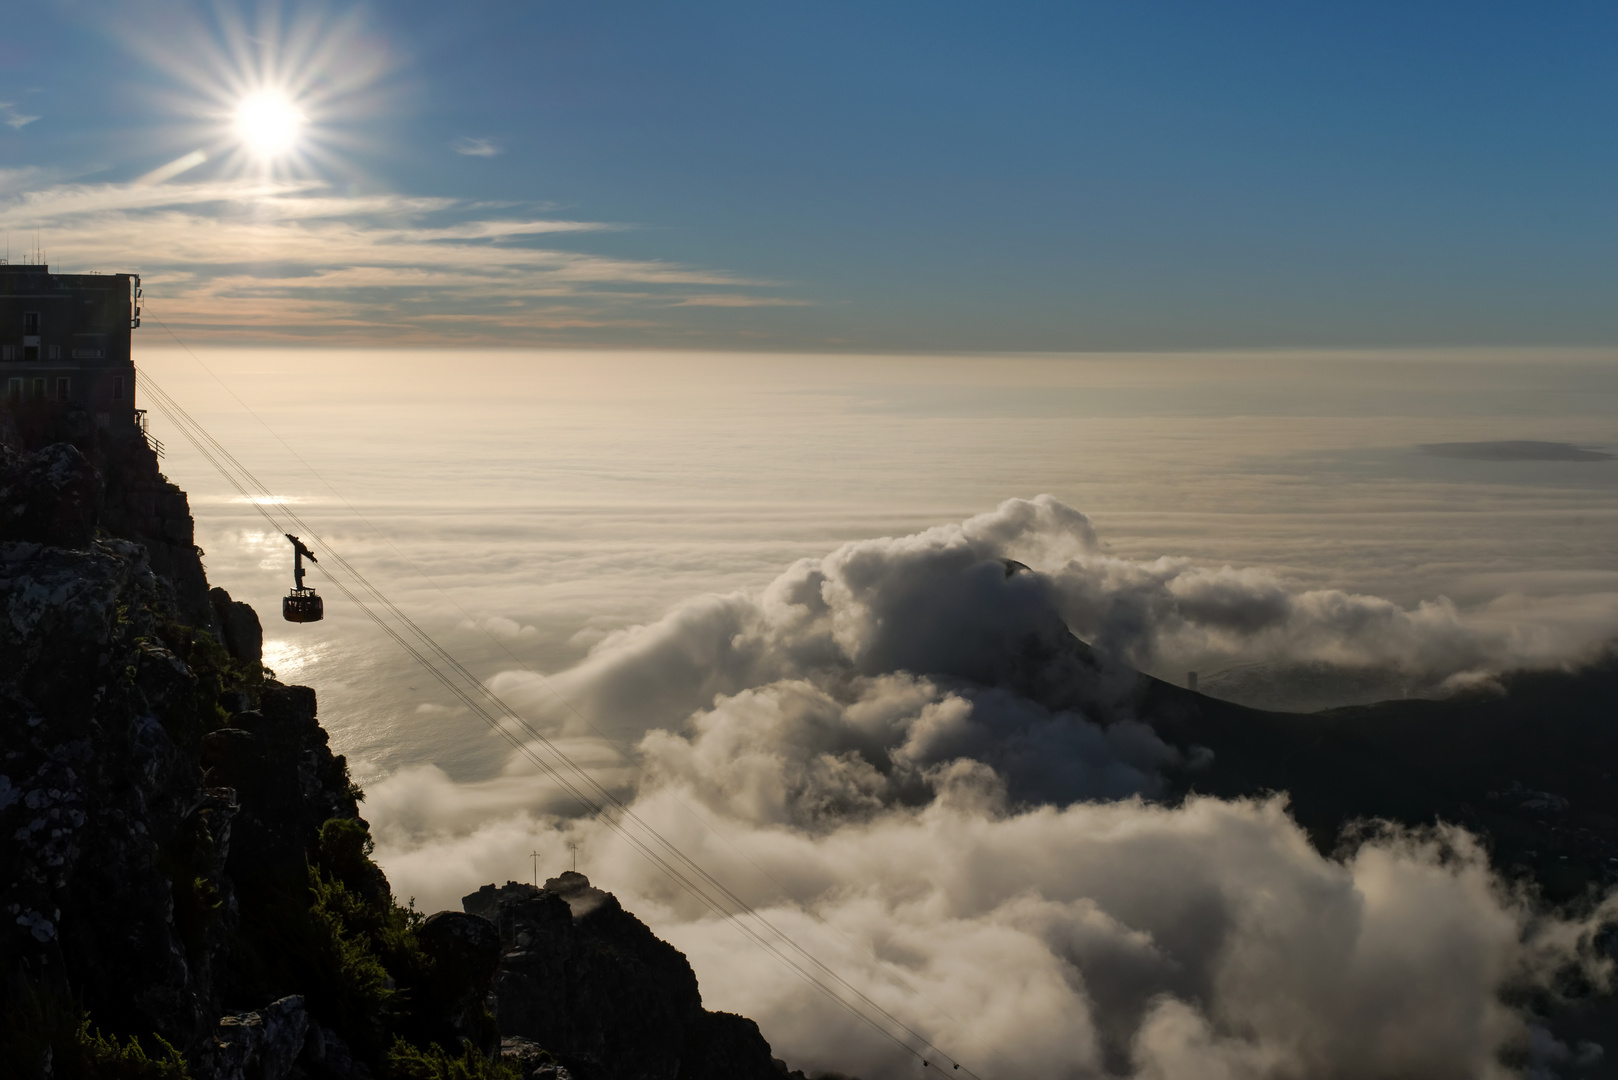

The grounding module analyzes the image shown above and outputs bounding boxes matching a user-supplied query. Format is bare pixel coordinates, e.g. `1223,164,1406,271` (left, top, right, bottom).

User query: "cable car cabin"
284,587,324,623
282,533,324,623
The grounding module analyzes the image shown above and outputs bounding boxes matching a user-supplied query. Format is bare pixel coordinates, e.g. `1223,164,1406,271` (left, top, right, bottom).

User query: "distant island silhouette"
1419,439,1614,461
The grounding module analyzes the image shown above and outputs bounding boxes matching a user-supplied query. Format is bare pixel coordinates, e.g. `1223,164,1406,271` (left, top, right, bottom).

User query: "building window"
6,379,20,403
56,378,70,402
48,345,60,360
1,346,11,361
23,313,39,335
112,376,125,401
32,379,45,399
23,346,37,361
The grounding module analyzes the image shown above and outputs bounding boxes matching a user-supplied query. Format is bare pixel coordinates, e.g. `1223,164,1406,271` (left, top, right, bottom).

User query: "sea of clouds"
369,496,1618,1080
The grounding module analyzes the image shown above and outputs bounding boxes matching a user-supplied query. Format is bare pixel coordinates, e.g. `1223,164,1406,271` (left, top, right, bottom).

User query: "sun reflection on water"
261,638,318,681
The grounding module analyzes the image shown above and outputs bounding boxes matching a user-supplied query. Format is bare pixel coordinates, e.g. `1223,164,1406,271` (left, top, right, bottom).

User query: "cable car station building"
0,262,141,439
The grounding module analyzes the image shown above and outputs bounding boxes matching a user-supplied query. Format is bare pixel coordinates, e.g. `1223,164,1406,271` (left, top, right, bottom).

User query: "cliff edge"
0,429,808,1080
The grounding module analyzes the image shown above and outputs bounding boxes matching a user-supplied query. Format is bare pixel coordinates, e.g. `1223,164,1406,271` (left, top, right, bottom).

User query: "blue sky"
6,0,1618,348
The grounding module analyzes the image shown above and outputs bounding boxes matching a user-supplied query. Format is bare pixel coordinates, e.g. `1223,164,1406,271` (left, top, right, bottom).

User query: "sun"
128,5,391,181
233,90,306,160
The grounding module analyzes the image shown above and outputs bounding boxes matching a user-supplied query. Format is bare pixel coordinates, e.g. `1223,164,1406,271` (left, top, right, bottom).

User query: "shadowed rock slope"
0,430,807,1080
1040,643,1618,902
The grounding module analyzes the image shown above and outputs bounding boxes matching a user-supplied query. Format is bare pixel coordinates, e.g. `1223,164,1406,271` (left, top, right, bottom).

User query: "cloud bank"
369,497,1618,1079
491,494,1617,729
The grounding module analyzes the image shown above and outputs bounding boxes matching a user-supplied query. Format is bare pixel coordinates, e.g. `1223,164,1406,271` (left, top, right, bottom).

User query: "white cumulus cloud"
368,496,1618,1080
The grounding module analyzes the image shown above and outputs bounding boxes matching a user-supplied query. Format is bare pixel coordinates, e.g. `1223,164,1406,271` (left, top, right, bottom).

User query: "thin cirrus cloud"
0,177,797,342
2,103,40,130
668,294,812,308
452,136,502,157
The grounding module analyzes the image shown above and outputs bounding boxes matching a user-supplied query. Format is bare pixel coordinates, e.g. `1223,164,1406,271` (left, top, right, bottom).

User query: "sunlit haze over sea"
146,346,1618,782
97,346,1618,1075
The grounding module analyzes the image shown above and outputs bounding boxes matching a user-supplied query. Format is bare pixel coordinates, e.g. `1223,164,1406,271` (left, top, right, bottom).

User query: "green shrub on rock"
0,989,189,1080
384,1036,521,1080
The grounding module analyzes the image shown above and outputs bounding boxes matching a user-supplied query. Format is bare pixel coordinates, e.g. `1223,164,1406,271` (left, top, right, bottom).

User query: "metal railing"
133,408,164,456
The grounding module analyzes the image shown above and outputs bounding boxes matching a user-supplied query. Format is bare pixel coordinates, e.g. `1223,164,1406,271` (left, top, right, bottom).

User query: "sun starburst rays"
119,3,391,184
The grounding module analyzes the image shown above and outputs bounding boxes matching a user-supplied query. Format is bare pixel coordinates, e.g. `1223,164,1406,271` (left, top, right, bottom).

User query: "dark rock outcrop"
92,430,214,627
202,685,361,884
503,1035,575,1080
0,428,374,1070
417,910,504,1057
0,441,102,548
465,874,786,1080
211,585,264,666
0,421,218,627
0,530,236,1046
679,1012,786,1080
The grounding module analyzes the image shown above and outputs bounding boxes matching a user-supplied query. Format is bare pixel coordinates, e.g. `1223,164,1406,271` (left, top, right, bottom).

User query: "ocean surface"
139,347,1618,790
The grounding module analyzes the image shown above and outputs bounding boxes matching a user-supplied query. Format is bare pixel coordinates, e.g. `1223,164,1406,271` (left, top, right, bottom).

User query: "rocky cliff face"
2,463,242,1048
0,436,370,1074
0,430,809,1080
465,875,789,1080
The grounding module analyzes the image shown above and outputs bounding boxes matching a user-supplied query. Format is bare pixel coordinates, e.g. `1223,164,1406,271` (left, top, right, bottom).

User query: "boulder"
210,994,310,1080
503,1035,575,1080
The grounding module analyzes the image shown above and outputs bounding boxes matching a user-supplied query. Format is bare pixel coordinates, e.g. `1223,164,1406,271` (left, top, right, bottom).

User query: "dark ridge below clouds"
1420,440,1615,462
